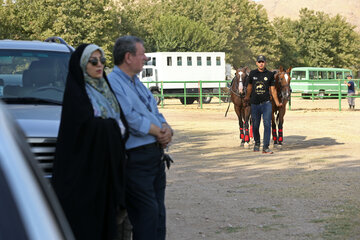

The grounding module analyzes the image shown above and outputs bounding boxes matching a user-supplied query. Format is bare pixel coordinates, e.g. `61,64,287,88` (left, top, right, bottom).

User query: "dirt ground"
160,98,360,240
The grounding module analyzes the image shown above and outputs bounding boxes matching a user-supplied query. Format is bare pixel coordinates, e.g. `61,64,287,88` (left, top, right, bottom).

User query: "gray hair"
113,36,144,65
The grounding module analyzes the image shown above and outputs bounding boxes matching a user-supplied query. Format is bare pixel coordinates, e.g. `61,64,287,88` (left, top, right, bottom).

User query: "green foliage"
151,15,222,52
1,0,360,72
273,8,360,71
0,0,121,64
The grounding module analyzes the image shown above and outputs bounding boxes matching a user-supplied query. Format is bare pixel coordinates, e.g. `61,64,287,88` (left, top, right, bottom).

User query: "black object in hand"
162,154,174,169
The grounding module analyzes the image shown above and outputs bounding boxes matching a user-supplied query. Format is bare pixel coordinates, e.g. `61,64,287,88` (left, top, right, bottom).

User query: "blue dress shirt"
108,66,167,150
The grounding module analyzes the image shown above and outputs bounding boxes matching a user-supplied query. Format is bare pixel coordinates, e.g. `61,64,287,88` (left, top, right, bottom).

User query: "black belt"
128,142,160,152
253,100,270,105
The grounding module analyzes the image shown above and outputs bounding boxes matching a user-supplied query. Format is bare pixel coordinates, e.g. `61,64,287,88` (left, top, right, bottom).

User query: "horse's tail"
224,98,232,117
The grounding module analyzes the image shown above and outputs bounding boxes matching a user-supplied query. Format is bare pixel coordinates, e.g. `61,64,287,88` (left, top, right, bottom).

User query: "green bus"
290,67,354,98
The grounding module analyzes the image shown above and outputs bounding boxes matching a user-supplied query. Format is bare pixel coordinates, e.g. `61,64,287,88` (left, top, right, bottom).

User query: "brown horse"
230,67,252,147
271,66,292,145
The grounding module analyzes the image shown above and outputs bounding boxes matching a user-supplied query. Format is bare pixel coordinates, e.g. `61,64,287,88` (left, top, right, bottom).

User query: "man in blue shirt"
344,74,355,109
108,36,173,240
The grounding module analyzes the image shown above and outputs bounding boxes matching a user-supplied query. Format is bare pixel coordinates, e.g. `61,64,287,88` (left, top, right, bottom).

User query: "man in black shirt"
245,55,282,154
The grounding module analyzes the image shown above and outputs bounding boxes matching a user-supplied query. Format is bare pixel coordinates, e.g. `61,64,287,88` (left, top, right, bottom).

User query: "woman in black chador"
52,44,128,240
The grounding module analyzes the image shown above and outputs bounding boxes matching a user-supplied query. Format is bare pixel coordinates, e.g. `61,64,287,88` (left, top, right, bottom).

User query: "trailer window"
197,57,202,66
167,57,172,66
177,57,182,66
206,57,211,66
152,57,156,66
216,56,221,66
187,57,192,66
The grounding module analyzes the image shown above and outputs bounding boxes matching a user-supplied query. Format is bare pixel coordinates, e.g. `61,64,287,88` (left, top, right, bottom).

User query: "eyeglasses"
88,57,106,66
257,61,265,63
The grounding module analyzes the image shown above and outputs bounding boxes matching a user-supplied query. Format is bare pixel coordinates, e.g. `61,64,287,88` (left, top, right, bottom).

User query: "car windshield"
0,50,70,104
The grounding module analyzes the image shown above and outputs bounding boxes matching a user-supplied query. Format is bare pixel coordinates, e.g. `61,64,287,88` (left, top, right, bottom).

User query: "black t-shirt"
248,68,275,104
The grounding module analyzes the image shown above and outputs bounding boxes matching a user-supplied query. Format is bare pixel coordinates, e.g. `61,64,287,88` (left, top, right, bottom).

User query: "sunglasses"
257,61,265,63
88,57,106,66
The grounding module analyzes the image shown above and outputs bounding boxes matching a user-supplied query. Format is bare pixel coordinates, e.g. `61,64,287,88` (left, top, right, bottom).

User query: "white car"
0,37,73,178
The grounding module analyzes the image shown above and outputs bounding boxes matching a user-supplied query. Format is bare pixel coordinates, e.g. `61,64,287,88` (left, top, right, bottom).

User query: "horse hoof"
244,142,250,149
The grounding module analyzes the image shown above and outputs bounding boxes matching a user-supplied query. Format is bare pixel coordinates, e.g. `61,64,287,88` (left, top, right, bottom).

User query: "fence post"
311,79,314,102
199,81,203,109
338,79,342,111
184,82,187,106
218,81,221,104
161,81,164,108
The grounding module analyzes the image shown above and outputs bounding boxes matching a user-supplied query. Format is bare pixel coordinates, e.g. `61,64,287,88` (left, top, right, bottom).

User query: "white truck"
139,52,228,104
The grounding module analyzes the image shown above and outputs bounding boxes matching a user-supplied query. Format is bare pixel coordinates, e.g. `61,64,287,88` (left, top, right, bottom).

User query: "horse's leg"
234,105,244,143
240,106,246,144
243,106,251,143
249,114,253,142
272,110,278,145
278,107,286,145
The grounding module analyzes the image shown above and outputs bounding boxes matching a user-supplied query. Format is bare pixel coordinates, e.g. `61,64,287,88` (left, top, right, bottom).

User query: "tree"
275,8,360,71
151,15,222,52
0,0,122,63
272,17,302,68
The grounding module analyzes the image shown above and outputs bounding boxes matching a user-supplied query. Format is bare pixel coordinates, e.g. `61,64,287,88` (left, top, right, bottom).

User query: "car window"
0,50,69,103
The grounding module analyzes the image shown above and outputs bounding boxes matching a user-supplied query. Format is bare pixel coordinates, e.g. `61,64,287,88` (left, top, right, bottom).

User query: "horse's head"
276,66,292,103
234,67,250,96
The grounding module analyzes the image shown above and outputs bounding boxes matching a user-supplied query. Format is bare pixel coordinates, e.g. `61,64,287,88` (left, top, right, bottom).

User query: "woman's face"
86,50,104,79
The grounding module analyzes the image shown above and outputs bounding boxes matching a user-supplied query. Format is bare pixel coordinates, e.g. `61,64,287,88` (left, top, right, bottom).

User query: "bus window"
177,57,182,66
336,71,343,79
328,71,335,79
292,71,306,80
318,71,327,79
167,57,172,66
344,71,351,78
197,57,202,66
187,57,192,66
206,57,211,66
309,71,317,79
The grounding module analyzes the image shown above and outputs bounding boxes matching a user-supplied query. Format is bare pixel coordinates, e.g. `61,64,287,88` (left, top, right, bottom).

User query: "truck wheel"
318,90,326,99
151,90,161,105
202,96,212,104
180,97,195,104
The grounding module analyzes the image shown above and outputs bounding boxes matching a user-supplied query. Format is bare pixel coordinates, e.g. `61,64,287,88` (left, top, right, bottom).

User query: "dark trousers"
126,145,166,240
251,101,272,148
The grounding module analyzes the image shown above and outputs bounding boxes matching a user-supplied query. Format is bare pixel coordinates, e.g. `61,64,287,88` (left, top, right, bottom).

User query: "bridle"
277,72,291,103
230,71,248,98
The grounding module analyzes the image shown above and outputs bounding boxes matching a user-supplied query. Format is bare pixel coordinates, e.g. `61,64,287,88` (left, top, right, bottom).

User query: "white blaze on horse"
229,67,252,148
271,66,292,146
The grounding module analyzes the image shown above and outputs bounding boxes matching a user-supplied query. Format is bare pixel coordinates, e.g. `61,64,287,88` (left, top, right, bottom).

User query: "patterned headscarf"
80,44,120,118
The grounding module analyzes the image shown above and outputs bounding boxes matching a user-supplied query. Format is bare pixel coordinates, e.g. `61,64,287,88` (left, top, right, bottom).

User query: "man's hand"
157,124,172,148
276,102,283,107
244,96,250,104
